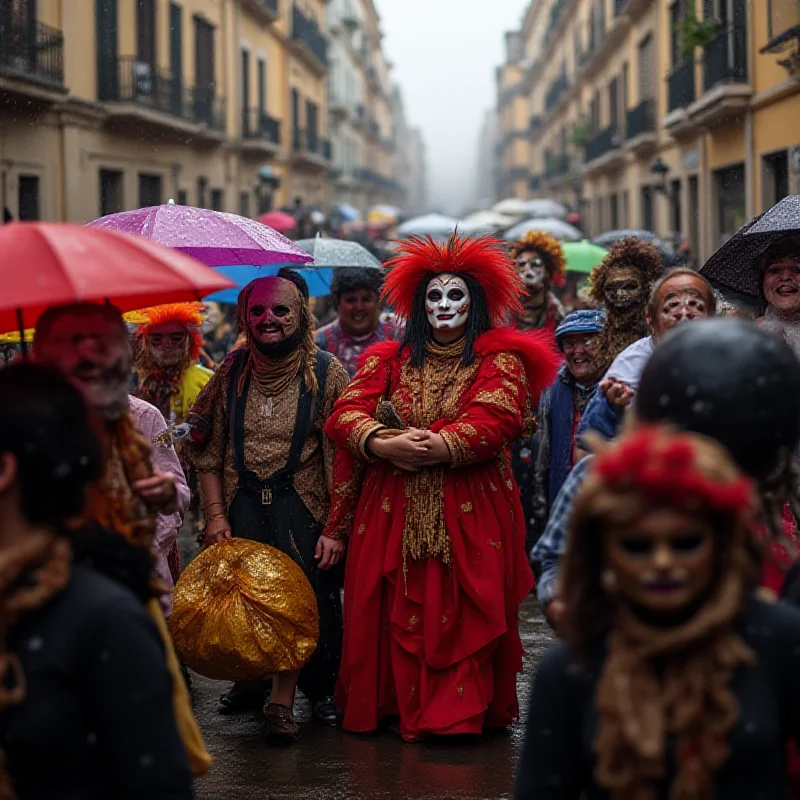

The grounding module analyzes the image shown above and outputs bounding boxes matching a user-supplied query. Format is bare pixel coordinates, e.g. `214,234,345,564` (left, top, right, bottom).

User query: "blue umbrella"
205,265,334,303
332,203,362,222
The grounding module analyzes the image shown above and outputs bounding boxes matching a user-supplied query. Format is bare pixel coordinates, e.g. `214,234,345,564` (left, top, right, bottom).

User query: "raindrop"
27,637,43,652
139,754,154,768
100,651,111,662
691,400,707,415
87,731,98,745
685,385,697,397
745,722,756,734
659,394,670,407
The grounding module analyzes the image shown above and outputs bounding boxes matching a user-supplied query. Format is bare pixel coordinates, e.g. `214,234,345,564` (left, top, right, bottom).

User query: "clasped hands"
367,427,451,472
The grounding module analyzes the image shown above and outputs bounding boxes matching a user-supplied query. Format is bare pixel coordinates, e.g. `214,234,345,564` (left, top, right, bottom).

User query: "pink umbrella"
88,203,312,267
258,211,298,235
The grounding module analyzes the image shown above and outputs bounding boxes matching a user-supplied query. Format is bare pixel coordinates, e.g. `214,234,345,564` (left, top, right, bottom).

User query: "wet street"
182,531,554,800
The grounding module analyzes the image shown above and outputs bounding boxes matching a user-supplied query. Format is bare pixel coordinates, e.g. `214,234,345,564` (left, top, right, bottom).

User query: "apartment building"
497,0,800,263
0,0,332,221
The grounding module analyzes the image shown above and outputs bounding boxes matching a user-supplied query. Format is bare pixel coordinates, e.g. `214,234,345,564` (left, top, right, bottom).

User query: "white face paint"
516,251,547,290
425,274,471,331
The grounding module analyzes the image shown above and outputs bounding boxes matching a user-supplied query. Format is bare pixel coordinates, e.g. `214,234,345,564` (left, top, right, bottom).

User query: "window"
641,184,654,231
714,164,745,246
18,175,40,221
763,150,789,208
137,0,156,68
608,76,619,129
306,100,319,152
669,1,685,65
241,49,250,112
138,173,162,207
257,58,266,117
177,189,188,205
197,177,208,208
96,0,119,101
169,3,183,116
194,16,215,123
239,191,251,218
210,189,223,211
638,34,655,101
609,193,619,229
670,179,682,237
99,169,123,216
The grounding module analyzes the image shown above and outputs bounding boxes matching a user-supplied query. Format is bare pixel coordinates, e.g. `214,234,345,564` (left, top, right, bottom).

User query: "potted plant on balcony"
675,0,719,61
568,117,591,151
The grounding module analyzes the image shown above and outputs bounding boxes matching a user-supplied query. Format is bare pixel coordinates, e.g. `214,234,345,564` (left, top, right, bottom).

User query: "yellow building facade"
0,0,333,222
498,0,800,264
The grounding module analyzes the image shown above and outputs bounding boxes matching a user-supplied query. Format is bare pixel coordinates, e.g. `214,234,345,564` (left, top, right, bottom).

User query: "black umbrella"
699,196,800,297
591,229,679,268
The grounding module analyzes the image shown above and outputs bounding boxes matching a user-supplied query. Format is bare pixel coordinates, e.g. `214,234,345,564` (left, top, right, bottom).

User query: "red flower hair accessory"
132,302,205,362
383,233,524,325
594,426,754,518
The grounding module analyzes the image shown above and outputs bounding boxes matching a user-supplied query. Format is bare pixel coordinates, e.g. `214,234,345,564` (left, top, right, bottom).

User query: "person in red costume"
322,233,559,742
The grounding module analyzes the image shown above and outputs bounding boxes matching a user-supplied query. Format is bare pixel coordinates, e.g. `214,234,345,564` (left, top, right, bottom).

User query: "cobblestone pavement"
180,530,555,800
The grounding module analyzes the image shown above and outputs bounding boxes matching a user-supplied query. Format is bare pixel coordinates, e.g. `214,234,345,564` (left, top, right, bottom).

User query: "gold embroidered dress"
324,330,539,741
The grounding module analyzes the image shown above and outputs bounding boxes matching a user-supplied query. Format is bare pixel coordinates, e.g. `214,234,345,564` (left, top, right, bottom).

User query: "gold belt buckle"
262,488,273,505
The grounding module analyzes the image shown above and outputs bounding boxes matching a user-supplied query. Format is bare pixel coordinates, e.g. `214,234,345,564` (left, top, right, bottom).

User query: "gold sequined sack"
169,539,319,680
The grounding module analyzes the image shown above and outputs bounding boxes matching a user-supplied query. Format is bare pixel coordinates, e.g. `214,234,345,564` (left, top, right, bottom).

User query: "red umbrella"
258,211,297,235
0,222,236,334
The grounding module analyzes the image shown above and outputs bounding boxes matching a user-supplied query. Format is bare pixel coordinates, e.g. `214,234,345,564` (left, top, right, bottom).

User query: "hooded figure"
323,233,560,741
510,231,567,331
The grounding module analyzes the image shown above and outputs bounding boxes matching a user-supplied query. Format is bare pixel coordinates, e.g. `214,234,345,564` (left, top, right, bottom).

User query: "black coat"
0,556,194,800
516,597,800,799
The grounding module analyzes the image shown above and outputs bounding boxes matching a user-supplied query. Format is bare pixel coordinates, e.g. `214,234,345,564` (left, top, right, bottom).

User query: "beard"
251,326,304,359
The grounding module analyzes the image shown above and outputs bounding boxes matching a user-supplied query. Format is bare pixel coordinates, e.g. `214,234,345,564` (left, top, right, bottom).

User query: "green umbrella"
562,240,608,274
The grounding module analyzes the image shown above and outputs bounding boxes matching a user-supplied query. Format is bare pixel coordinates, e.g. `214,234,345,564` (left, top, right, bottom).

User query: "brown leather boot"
265,703,299,746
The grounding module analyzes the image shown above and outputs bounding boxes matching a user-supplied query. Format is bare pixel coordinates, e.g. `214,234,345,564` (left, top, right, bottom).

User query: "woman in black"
516,425,800,800
0,363,193,800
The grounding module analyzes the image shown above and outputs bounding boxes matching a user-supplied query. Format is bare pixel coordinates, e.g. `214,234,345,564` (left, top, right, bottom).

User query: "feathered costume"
323,234,559,741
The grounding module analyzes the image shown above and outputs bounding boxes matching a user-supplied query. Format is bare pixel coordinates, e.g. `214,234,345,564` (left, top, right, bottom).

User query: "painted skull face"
604,265,644,312
603,508,716,615
516,250,547,291
425,274,471,331
247,278,301,345
146,321,190,368
652,274,712,340
36,310,132,421
763,258,800,316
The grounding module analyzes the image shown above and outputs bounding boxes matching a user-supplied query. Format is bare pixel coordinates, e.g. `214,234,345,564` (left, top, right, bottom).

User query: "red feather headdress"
382,234,524,325
133,302,205,362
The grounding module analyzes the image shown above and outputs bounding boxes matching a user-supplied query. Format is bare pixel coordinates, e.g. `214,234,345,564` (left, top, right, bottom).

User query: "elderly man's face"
651,274,713,341
35,311,132,420
763,258,800,316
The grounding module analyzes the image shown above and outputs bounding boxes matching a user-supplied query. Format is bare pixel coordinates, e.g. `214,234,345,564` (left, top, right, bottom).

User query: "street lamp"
650,157,670,195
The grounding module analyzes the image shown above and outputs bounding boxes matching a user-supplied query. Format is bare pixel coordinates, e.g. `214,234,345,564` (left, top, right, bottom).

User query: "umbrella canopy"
700,196,800,297
562,240,608,274
592,229,680,268
0,222,235,334
206,265,334,303
296,237,381,269
257,210,298,235
332,203,362,222
397,213,459,238
492,198,529,217
458,210,517,233
522,199,568,220
88,203,310,267
368,204,400,224
503,217,582,242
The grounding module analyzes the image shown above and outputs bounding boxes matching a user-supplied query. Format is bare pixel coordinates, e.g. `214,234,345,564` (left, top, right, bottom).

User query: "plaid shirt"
530,455,593,607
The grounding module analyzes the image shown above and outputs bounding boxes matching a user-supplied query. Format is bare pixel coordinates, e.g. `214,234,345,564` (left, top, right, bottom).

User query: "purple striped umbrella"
87,202,313,267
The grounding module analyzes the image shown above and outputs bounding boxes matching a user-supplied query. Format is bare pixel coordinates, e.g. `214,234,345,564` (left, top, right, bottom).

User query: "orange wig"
134,303,205,362
383,233,524,326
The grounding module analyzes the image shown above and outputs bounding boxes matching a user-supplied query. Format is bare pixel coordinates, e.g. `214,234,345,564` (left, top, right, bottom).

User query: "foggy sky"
379,0,526,216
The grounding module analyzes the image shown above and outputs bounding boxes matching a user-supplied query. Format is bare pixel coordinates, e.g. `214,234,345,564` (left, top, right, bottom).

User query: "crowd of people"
1,203,800,800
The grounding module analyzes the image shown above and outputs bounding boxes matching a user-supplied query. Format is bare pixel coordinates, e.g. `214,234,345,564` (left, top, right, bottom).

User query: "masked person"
316,267,402,378
532,310,606,531
31,302,210,776
757,235,800,360
587,236,663,375
510,231,567,331
323,233,559,742
516,424,800,800
186,269,349,745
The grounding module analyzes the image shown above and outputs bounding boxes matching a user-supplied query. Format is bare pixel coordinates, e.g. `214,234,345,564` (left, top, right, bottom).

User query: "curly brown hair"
588,236,663,306
510,230,566,287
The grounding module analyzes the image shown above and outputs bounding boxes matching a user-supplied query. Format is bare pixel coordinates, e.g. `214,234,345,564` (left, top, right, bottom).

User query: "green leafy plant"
675,0,719,61
568,117,591,149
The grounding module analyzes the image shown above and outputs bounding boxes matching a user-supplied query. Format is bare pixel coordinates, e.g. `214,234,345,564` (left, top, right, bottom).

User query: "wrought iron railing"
667,60,695,111
0,12,64,86
585,126,623,162
242,107,281,144
625,98,655,139
545,73,569,111
703,24,748,91
292,6,328,65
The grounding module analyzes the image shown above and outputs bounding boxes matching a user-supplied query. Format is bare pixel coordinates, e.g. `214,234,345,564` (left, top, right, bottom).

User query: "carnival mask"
35,310,132,421
763,258,800,316
425,274,470,331
516,251,547,291
146,321,190,368
603,508,716,615
247,277,303,357
604,265,644,312
652,274,711,340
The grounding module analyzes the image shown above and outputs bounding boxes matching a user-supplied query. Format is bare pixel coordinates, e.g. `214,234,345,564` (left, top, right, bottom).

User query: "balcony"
292,128,332,169
544,73,569,112
242,0,279,24
100,57,226,141
624,98,657,158
584,126,625,174
688,24,751,128
241,107,281,155
529,114,543,138
544,152,571,180
663,60,698,138
0,12,66,100
291,6,328,73
329,92,351,120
